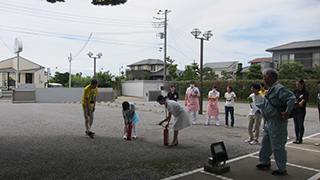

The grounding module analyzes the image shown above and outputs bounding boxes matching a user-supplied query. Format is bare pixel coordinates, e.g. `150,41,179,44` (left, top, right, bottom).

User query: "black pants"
293,108,306,141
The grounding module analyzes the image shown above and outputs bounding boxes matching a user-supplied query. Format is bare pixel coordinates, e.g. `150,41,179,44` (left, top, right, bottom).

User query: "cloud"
1,0,319,77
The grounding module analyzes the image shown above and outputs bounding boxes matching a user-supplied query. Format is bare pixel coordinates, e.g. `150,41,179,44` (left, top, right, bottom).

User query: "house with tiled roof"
248,57,273,70
266,39,320,70
203,61,238,78
126,58,181,80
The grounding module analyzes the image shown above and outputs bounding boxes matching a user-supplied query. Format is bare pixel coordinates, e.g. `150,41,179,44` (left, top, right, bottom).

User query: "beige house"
0,56,46,88
204,61,238,78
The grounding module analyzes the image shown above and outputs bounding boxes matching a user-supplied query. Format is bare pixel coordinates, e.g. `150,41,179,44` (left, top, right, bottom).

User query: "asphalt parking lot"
0,96,319,180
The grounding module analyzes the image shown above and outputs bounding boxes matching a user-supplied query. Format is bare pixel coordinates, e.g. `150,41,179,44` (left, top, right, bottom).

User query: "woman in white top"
206,84,220,126
224,85,237,128
157,95,190,147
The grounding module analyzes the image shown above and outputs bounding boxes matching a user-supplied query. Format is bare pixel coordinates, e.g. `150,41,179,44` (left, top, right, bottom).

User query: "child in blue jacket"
122,101,140,139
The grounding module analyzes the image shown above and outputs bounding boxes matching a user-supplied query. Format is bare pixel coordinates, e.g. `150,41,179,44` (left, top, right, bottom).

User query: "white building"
0,56,46,89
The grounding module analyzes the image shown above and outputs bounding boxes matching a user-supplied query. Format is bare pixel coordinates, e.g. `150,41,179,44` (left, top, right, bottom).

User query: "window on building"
281,54,289,64
313,53,320,67
131,66,134,70
138,65,143,70
289,54,294,62
295,53,312,68
151,65,156,71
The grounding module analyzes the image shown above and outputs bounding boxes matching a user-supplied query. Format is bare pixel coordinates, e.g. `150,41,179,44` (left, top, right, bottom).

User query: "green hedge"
166,79,319,104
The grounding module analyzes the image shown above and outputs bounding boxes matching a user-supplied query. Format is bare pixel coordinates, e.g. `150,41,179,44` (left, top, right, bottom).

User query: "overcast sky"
1,0,320,77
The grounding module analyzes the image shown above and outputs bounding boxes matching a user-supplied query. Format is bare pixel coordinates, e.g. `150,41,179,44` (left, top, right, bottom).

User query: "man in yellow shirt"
82,79,98,138
259,83,268,131
259,83,267,97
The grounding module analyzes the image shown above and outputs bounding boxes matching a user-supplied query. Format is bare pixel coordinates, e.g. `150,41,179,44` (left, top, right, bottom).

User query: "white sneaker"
205,123,209,125
192,122,197,125
245,139,252,143
132,136,137,139
123,135,127,139
249,140,258,145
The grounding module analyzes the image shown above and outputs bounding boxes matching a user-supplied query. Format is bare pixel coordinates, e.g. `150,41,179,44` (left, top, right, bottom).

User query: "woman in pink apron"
206,84,220,126
185,80,200,124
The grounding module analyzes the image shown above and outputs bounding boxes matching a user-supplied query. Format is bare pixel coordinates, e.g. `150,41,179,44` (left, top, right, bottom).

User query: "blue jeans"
225,106,234,126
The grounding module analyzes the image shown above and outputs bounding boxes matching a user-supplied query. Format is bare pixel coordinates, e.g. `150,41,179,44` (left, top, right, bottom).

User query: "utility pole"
153,9,171,82
163,9,168,82
68,53,72,88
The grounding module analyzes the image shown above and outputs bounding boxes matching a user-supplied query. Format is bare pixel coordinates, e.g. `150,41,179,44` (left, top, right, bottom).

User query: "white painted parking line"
286,145,320,153
163,132,320,180
308,172,320,180
286,162,320,173
199,169,234,180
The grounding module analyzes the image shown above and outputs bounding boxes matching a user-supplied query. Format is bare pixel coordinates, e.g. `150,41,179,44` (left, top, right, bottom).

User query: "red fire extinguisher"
163,126,169,146
127,124,133,141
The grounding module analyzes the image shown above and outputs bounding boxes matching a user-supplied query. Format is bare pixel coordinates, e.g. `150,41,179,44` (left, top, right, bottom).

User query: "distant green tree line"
167,79,319,105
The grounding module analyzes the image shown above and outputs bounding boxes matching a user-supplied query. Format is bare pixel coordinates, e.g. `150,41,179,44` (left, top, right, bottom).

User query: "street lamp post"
191,28,213,114
87,51,103,79
119,64,123,76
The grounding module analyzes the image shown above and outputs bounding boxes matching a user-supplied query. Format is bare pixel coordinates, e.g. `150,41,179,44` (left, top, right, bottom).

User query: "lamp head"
96,52,103,58
191,28,201,38
203,30,213,40
87,51,93,58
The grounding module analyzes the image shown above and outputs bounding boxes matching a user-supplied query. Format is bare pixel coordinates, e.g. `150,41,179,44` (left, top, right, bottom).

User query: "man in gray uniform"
255,68,296,176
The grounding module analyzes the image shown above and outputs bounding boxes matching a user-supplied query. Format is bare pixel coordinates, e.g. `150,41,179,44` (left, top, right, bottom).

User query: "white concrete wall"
122,80,164,98
34,88,114,103
122,81,144,97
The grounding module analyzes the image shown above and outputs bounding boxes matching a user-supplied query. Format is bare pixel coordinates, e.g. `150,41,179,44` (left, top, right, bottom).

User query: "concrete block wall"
12,88,114,103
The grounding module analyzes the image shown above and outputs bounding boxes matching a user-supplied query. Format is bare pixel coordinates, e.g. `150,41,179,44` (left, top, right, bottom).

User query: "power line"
0,2,151,28
0,35,14,54
72,33,92,59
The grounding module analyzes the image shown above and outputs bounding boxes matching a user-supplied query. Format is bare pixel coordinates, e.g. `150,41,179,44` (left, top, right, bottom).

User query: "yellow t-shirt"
259,90,267,97
82,85,98,106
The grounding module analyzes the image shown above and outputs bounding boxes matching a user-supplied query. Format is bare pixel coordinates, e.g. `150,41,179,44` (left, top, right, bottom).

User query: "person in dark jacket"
167,85,179,101
315,80,320,147
292,79,309,144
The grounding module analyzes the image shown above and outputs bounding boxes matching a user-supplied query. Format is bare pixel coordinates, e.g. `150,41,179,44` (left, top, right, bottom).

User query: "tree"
220,71,233,80
203,67,217,80
142,72,150,80
310,64,320,79
167,64,178,81
246,64,263,80
46,0,128,6
71,73,82,87
127,74,133,80
166,57,178,81
51,71,70,87
180,63,199,81
80,76,92,87
278,62,306,79
191,61,200,76
236,63,243,80
95,71,113,87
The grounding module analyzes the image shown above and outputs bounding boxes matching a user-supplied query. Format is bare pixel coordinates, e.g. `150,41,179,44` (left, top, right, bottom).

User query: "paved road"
0,96,319,180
